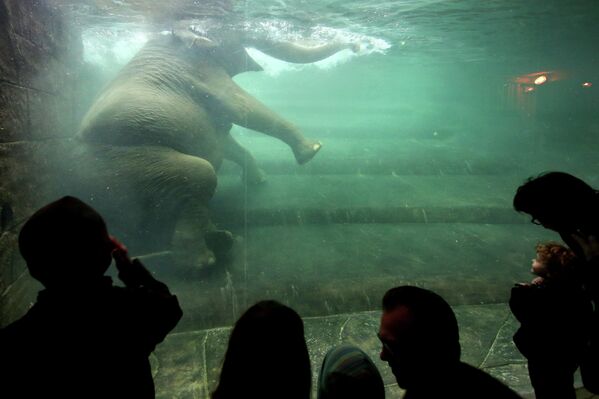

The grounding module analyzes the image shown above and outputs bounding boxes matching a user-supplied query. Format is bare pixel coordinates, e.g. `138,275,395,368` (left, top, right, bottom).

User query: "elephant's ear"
173,28,218,49
216,46,263,76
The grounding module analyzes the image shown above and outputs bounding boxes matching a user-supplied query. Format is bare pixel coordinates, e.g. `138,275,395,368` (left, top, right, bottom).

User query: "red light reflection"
512,71,562,85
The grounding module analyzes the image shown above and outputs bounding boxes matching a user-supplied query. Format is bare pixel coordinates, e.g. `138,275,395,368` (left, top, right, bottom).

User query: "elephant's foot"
293,140,322,165
176,229,234,269
175,246,217,270
173,230,219,270
205,229,234,257
196,248,217,269
242,165,267,185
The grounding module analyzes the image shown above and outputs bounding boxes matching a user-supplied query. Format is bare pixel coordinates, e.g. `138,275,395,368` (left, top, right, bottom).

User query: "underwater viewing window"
1,0,598,397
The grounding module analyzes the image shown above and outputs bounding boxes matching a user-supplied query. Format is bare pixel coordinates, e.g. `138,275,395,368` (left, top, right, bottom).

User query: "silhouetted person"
378,286,522,399
318,344,385,399
514,171,599,393
0,196,182,398
212,300,311,399
510,242,592,399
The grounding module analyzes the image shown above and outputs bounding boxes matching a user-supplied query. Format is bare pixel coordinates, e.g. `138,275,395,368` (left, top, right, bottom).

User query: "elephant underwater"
73,25,357,270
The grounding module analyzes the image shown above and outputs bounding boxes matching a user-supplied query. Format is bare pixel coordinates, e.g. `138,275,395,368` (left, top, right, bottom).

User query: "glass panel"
2,1,597,397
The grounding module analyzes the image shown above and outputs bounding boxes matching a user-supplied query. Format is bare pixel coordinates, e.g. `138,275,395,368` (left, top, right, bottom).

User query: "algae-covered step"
211,174,529,226
218,135,526,177
218,134,599,178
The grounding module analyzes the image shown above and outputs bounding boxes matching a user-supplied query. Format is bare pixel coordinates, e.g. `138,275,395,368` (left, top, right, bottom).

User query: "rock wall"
0,0,83,326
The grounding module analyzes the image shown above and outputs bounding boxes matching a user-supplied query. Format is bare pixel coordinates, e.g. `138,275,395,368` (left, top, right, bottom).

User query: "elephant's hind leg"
222,133,266,184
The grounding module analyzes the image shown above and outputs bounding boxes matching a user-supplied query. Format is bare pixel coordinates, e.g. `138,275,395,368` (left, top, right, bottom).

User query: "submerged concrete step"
217,135,599,178
144,223,558,331
218,135,516,177
218,138,521,176
152,304,536,399
211,174,529,226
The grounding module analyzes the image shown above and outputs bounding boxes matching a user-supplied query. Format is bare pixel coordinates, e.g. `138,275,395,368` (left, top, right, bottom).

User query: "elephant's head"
171,20,263,76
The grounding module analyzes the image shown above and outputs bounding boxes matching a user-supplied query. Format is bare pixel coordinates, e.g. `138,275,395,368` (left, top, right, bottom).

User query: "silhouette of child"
510,242,592,399
0,196,182,398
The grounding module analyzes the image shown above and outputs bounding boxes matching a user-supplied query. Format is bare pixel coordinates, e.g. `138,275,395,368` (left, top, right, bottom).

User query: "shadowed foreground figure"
0,196,182,398
510,242,592,399
318,344,385,399
378,286,522,399
514,171,599,394
212,300,311,399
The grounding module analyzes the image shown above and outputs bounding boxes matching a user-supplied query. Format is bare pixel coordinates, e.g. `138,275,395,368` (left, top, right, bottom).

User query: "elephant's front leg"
221,133,266,184
206,71,322,164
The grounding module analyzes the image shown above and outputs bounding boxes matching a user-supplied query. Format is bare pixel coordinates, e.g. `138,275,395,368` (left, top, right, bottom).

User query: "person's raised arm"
111,236,182,350
111,236,171,296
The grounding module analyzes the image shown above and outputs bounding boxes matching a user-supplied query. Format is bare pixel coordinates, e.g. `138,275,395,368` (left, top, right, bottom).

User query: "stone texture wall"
0,0,83,326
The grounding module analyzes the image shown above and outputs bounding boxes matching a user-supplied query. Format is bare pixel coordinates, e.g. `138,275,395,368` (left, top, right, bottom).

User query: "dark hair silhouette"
513,171,599,232
212,300,311,399
383,285,461,363
381,286,523,398
18,196,114,287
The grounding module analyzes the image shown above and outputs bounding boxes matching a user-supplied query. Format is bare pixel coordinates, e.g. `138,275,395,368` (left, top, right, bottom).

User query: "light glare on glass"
534,75,547,85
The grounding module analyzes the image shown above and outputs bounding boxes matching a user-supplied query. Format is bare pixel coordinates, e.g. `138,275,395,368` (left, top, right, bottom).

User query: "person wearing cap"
318,344,385,399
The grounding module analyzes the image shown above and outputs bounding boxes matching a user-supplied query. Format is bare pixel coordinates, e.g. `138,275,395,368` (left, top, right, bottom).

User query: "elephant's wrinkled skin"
78,32,353,269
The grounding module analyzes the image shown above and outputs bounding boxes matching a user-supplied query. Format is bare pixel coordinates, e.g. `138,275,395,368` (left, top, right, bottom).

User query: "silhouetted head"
514,171,599,233
18,196,114,288
318,345,385,399
212,300,311,399
379,286,460,389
